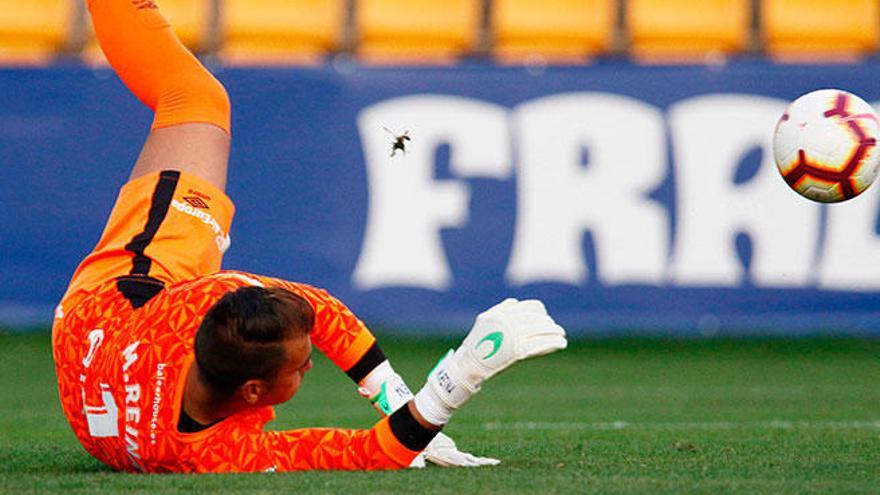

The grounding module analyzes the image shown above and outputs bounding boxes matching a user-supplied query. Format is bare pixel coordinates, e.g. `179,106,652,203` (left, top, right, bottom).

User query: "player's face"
261,335,313,406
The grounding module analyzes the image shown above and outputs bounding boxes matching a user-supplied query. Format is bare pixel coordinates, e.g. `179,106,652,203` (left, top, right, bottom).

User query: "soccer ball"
773,89,880,203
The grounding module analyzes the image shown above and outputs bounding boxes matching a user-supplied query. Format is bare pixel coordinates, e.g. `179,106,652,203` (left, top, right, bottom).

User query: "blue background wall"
2,62,880,335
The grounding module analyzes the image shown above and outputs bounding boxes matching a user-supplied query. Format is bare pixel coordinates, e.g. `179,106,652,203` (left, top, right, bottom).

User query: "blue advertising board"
2,61,880,335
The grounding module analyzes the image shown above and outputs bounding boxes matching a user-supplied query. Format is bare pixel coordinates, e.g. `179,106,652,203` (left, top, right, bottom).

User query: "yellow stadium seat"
356,0,481,64
492,0,616,64
627,0,751,63
83,0,210,65
0,0,71,65
219,0,344,66
158,0,211,51
763,0,879,62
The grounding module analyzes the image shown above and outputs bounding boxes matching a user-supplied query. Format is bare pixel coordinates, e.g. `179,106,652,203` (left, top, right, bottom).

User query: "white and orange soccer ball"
773,89,880,203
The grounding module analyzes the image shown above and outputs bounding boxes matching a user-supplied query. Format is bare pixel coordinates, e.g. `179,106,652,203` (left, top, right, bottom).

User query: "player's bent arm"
263,280,391,388
259,280,484,467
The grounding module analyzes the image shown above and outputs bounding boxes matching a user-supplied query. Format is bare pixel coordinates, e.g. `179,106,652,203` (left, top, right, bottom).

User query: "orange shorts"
62,170,235,308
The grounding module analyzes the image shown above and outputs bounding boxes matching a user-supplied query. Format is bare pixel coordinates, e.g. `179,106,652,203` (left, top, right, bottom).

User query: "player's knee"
198,72,231,125
153,69,231,133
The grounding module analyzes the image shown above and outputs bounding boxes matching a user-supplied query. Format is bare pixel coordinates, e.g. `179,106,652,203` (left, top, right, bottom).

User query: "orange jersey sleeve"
254,419,418,472
177,417,418,473
258,276,377,373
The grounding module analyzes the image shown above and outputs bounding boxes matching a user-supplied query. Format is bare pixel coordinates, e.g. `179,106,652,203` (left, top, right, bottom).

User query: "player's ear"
238,379,269,405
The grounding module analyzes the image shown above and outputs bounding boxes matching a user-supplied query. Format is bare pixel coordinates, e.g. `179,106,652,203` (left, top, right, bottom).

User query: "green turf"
1,332,878,494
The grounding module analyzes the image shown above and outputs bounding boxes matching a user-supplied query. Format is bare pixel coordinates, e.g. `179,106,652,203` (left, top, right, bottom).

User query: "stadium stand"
24,0,880,66
157,0,211,51
491,0,616,64
83,0,211,64
219,0,344,65
626,0,752,63
763,0,880,62
0,0,71,65
355,0,481,64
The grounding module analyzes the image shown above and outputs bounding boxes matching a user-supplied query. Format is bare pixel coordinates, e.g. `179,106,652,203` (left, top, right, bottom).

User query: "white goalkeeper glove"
414,298,567,426
410,432,500,468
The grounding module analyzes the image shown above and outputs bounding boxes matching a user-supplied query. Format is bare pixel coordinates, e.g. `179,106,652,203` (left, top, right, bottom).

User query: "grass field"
1,331,878,494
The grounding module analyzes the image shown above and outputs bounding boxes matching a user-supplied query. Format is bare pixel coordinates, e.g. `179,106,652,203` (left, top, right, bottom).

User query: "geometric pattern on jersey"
53,271,416,472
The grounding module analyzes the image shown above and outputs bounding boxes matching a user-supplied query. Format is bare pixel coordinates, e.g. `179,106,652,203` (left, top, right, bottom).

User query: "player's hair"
194,286,314,396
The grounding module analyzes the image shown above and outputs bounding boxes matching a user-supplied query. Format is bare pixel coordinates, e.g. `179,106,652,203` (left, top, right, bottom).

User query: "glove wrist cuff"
413,349,480,426
414,386,453,426
358,360,394,395
357,363,414,416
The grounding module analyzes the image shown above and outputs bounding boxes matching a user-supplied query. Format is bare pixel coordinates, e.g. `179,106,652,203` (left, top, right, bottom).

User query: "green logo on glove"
477,332,504,360
370,383,392,415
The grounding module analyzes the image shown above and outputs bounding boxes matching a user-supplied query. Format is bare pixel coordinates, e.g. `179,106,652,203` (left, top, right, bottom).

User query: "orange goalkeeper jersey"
52,171,420,473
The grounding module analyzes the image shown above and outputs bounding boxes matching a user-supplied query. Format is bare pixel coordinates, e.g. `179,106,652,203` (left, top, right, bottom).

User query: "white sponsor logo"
355,94,880,292
121,341,143,471
84,384,119,438
170,199,232,253
149,363,167,445
81,330,118,438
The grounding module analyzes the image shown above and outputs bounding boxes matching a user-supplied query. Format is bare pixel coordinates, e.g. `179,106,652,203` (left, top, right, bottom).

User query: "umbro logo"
132,0,158,9
187,189,211,201
183,196,210,209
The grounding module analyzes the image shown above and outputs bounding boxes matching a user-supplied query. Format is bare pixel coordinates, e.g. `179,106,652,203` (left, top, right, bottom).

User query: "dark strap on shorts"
117,170,180,308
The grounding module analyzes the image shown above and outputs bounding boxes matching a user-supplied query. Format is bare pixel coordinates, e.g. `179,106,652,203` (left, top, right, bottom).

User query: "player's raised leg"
88,0,230,191
62,0,236,300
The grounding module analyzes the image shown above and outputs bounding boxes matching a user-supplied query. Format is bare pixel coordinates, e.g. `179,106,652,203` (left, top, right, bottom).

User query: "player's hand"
454,298,567,387
421,432,500,467
419,299,567,414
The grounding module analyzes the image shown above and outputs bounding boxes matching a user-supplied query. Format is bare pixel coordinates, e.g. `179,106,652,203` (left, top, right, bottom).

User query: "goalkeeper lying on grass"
52,0,567,473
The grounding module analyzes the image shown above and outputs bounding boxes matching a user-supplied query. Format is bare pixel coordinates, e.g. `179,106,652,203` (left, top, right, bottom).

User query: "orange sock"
87,0,230,134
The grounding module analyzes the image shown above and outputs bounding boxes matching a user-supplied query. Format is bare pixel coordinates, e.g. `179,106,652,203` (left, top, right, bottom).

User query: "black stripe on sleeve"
124,170,181,276
388,405,440,452
345,342,387,383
